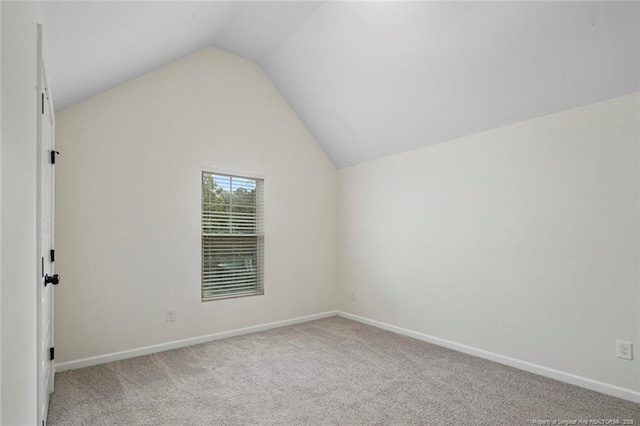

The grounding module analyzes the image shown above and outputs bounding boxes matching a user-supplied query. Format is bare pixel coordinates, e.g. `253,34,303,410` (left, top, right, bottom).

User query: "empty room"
1,1,639,424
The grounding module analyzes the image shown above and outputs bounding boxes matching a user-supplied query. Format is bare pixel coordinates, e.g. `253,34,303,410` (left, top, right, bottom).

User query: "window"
202,169,264,301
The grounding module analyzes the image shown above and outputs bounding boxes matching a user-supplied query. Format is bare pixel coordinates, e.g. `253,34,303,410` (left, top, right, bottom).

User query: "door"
37,37,57,425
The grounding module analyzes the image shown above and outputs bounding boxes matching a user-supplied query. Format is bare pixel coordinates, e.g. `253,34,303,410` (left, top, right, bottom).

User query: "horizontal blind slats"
202,272,261,279
203,282,258,289
202,171,264,301
203,290,258,296
203,282,258,288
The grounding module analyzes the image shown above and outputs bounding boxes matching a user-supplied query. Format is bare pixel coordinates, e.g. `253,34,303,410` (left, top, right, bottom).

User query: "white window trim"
201,166,264,181
201,166,265,302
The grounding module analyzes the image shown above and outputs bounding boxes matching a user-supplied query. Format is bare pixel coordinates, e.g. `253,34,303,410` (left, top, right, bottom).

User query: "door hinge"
49,347,54,361
50,150,59,164
41,93,44,114
41,257,44,278
50,249,55,262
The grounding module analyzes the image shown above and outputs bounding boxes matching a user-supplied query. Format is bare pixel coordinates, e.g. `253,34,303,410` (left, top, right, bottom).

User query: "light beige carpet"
48,317,639,425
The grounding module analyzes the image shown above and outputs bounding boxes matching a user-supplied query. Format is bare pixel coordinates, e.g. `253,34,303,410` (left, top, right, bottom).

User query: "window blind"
202,172,264,300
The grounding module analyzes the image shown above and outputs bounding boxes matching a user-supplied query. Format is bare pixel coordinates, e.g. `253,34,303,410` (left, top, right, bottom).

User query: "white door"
37,55,56,425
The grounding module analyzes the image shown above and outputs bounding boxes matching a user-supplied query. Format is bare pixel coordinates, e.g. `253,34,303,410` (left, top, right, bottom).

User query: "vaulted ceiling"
41,1,640,168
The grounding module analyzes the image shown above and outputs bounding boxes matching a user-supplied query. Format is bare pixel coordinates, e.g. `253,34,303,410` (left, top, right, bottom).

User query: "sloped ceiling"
41,1,323,109
42,1,640,168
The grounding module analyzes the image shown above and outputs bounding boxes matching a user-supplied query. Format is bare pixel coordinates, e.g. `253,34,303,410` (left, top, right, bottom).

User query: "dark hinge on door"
49,347,54,361
50,249,55,262
50,150,59,164
41,93,44,114
41,257,44,278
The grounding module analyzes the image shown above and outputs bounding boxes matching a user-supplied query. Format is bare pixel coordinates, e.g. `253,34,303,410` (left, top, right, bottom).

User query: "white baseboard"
337,311,640,404
55,309,639,404
55,310,338,372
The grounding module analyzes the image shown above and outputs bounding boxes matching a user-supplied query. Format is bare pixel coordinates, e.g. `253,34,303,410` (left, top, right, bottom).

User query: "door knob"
44,274,60,286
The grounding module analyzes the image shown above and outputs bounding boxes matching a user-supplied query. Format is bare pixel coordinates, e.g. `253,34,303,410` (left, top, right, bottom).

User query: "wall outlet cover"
166,309,176,322
616,341,632,360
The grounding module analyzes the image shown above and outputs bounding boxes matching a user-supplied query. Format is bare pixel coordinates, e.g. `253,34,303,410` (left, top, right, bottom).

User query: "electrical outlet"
350,291,356,301
616,341,632,360
165,308,176,322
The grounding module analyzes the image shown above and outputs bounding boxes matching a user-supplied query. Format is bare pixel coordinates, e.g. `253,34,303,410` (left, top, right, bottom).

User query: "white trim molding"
55,309,639,404
201,165,264,181
55,311,337,372
337,311,640,404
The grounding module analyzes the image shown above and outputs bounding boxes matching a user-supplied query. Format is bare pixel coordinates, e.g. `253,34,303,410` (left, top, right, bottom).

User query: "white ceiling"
42,1,640,168
41,1,323,109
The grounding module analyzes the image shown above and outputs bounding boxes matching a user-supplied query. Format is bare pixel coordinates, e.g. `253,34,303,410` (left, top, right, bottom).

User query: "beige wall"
1,2,40,424
338,93,639,392
55,48,338,363
55,43,638,396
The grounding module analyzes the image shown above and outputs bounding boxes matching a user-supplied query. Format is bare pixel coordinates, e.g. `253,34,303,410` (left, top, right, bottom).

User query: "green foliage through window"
202,171,264,301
